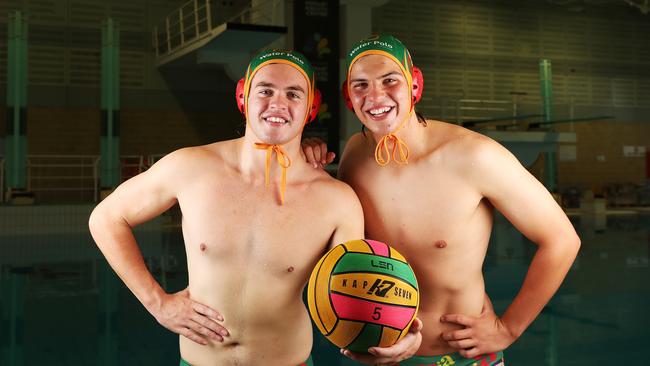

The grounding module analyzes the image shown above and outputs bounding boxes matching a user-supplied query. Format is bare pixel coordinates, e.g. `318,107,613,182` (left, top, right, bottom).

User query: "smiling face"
348,54,412,136
245,63,310,145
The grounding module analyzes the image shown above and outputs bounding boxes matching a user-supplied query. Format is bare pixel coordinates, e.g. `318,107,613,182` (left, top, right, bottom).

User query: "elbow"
88,206,102,238
88,203,132,242
88,204,110,241
571,231,582,256
541,229,581,260
569,230,581,255
561,230,581,264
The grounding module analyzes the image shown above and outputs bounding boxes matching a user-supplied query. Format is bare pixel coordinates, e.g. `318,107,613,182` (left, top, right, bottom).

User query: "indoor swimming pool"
1,205,648,365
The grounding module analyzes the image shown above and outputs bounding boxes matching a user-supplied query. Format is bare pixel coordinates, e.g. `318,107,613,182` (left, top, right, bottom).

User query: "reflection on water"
1,206,648,365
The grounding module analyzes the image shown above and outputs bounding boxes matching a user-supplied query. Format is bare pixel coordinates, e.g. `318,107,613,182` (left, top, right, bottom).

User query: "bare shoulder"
150,140,236,177
296,166,361,223
339,132,373,180
306,169,360,207
426,120,510,168
345,132,368,150
429,120,489,147
304,170,364,238
342,132,372,158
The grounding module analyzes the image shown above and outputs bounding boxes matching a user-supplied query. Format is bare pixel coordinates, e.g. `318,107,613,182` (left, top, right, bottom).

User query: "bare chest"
176,176,335,272
350,163,491,256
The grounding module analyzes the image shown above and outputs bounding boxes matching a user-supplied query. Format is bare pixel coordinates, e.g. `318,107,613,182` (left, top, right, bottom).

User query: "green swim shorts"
180,354,314,366
396,351,504,366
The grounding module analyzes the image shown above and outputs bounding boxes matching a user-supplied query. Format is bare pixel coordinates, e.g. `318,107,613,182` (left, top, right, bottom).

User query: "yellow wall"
556,121,649,189
21,107,240,157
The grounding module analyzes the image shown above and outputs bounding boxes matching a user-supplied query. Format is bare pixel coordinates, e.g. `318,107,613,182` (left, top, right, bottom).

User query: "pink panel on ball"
364,239,389,257
330,293,415,329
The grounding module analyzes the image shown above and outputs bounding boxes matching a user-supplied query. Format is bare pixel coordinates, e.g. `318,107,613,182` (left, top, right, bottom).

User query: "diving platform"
153,0,286,78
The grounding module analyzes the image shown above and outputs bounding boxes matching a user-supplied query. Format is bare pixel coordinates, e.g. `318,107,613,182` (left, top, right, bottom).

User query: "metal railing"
451,99,511,124
153,0,283,59
153,0,213,57
147,154,165,167
0,157,4,204
27,155,101,202
120,155,147,182
423,95,537,128
0,154,168,203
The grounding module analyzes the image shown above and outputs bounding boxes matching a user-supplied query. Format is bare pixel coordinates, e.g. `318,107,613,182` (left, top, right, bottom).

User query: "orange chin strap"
374,111,412,166
254,143,292,204
375,133,409,166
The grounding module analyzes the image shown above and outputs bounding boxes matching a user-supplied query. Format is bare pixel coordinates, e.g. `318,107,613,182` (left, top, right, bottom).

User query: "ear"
236,78,246,114
412,66,424,105
341,79,353,111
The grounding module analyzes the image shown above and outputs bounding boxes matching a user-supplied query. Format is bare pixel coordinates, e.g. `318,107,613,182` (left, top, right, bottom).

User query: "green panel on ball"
345,323,382,353
331,253,417,288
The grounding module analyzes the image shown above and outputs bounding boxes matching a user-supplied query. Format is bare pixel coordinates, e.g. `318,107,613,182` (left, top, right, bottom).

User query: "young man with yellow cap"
89,49,421,365
303,35,580,365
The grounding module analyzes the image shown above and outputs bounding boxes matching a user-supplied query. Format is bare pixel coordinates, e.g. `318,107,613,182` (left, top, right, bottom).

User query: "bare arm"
89,152,179,309
329,183,365,247
89,149,227,344
478,139,580,337
443,138,580,356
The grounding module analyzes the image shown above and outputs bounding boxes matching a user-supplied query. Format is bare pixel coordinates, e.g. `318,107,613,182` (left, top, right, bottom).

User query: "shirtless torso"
174,141,363,364
306,35,579,361
89,56,365,366
91,139,364,365
339,119,580,357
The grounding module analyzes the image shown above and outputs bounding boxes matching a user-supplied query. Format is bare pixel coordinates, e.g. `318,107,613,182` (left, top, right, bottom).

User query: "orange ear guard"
309,89,322,122
341,79,353,111
236,78,246,114
411,66,424,105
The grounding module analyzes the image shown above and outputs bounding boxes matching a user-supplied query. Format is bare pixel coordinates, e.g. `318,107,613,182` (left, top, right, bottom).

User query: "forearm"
501,237,580,338
89,207,166,313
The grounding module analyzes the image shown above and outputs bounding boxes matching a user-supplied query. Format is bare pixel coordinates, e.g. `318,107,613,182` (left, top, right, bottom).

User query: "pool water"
1,206,648,365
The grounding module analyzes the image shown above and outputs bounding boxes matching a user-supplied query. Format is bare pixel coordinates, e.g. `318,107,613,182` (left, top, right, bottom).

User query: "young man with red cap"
303,35,580,365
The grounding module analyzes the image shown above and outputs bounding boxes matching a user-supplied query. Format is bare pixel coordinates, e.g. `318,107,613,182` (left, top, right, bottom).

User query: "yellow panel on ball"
326,319,365,347
379,327,402,348
389,246,407,262
341,239,374,253
307,244,345,334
